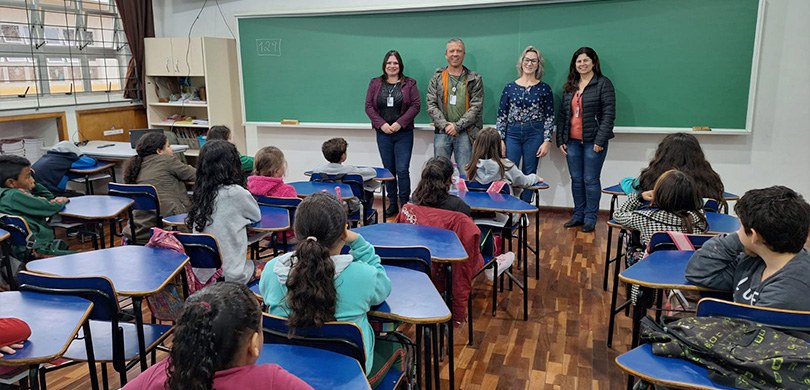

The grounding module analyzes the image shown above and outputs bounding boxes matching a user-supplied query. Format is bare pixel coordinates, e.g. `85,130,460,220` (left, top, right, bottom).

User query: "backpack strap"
487,180,507,194
667,231,696,251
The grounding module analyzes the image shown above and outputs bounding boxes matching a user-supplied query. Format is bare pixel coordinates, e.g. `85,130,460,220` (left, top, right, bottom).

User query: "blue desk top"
289,181,355,200
163,206,290,232
527,182,550,190
26,246,188,297
705,212,739,234
370,265,451,324
456,190,538,213
602,184,739,201
68,161,116,174
616,344,735,390
0,291,92,366
620,250,713,291
257,344,370,390
59,195,133,219
0,228,8,242
352,223,468,262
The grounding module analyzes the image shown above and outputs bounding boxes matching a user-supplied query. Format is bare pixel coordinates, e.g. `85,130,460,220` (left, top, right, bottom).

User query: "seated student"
0,155,71,257
612,169,708,246
123,282,312,390
621,132,725,203
247,146,297,199
260,192,395,387
186,141,261,285
206,125,254,172
465,127,542,200
685,186,810,311
31,141,96,197
313,137,379,216
0,317,30,358
123,132,196,243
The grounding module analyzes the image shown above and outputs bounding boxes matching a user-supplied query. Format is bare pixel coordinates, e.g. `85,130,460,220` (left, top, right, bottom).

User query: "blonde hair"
254,146,287,177
516,45,545,80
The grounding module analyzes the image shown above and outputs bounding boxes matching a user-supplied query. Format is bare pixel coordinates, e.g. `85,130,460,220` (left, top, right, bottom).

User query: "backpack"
641,315,810,389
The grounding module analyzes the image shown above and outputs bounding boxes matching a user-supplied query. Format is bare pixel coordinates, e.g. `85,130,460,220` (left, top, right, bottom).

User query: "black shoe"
581,223,596,233
563,218,584,228
384,203,399,218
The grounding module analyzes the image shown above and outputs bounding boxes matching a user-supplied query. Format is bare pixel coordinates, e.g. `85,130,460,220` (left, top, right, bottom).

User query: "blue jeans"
505,121,543,202
434,132,472,173
376,129,414,205
566,140,608,224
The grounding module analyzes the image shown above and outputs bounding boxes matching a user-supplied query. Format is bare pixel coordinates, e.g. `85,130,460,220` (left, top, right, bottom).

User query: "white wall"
155,0,810,208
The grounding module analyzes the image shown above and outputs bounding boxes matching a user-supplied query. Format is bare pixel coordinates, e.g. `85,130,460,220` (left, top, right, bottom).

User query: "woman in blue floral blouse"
496,46,555,202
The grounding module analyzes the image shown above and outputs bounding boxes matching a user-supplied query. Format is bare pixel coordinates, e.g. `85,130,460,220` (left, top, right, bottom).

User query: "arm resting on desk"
348,235,391,306
685,233,742,291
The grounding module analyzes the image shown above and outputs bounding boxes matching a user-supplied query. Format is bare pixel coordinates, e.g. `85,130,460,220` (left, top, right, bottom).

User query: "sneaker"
485,252,515,281
563,218,584,228
384,203,399,218
581,223,596,233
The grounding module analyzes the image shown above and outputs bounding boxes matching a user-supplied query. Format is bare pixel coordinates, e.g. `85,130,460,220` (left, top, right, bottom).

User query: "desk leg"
631,287,653,349
522,221,529,321
381,183,387,224
82,320,100,390
97,222,106,249
28,366,40,390
423,326,432,390
132,297,148,371
433,324,440,390
535,191,540,280
108,219,116,248
85,175,92,195
447,319,455,390
416,325,424,390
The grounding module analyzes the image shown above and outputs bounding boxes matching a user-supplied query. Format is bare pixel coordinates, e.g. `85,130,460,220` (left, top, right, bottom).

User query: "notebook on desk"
128,129,164,149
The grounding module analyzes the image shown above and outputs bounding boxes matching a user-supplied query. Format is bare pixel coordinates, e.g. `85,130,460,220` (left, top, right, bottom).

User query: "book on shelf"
172,128,206,150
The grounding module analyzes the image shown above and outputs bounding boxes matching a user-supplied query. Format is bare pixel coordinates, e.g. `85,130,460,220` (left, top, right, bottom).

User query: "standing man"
427,38,484,171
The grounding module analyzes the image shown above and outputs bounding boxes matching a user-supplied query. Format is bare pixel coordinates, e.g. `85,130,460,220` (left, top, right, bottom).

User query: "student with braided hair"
124,282,311,389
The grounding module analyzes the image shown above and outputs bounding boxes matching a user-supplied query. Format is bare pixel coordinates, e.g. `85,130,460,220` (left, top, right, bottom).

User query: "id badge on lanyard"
449,95,457,105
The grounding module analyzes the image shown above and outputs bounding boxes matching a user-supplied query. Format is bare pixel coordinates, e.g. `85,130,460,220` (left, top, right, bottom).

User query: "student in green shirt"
206,125,254,173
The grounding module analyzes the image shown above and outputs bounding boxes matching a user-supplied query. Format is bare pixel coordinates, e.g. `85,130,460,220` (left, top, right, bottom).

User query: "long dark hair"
564,47,603,92
205,125,231,141
651,169,707,233
166,282,261,390
413,156,454,207
635,132,725,202
123,132,167,184
185,140,244,232
379,50,406,81
465,127,505,181
286,192,344,329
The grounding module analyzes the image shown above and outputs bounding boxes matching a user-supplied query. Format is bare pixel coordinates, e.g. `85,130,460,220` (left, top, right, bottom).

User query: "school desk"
67,161,116,195
25,246,188,371
601,184,740,215
615,343,736,390
526,182,550,280
65,141,189,160
0,291,96,390
289,181,355,200
257,344,370,390
58,195,134,249
306,167,395,222
163,206,290,233
456,190,538,321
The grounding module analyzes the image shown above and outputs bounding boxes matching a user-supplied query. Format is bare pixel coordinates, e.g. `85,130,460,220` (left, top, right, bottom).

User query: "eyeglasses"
522,58,539,64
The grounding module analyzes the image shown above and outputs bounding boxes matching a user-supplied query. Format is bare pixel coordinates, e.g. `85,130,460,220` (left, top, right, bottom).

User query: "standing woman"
365,50,421,218
496,46,554,203
557,47,615,232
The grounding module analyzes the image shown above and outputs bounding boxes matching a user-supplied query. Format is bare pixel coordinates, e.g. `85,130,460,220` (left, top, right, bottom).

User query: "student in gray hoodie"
465,127,542,199
685,186,810,311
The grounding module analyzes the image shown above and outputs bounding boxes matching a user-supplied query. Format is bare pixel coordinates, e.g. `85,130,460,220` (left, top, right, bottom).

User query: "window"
0,0,132,109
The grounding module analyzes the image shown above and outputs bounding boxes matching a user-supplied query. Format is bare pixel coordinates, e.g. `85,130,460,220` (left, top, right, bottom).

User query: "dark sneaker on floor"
563,218,584,228
384,203,399,218
581,223,596,233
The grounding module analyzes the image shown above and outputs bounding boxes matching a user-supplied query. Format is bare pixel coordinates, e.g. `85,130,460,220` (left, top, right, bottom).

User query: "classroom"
1,0,809,389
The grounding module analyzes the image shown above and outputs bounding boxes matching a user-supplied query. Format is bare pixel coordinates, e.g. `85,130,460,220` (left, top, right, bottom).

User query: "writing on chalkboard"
256,39,281,56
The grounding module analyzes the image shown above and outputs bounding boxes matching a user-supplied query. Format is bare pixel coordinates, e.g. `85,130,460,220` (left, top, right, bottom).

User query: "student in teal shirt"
259,192,396,387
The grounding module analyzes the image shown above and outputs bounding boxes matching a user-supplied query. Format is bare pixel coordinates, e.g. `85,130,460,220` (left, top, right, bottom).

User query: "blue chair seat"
375,366,405,390
64,320,172,363
616,343,736,389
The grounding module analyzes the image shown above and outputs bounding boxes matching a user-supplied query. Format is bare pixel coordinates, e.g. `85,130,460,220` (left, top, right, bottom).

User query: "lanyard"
449,71,465,94
574,91,583,118
386,81,399,97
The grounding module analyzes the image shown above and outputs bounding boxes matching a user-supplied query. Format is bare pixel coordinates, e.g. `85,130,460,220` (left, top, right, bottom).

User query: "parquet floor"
17,207,635,389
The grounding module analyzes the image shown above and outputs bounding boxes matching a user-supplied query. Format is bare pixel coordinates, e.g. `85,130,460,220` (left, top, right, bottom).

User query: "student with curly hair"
123,282,311,389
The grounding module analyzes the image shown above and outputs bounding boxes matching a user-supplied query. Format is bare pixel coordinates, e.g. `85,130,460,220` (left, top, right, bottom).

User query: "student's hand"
559,144,568,156
641,190,654,202
51,197,69,204
0,343,25,358
390,122,401,133
593,144,604,153
380,123,393,134
537,140,552,158
344,229,359,244
445,123,458,136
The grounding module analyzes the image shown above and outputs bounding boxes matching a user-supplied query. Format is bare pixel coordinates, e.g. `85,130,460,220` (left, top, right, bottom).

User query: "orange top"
570,91,583,140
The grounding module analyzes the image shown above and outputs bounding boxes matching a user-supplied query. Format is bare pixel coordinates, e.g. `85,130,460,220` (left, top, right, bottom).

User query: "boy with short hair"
685,185,810,311
313,138,379,217
0,155,71,256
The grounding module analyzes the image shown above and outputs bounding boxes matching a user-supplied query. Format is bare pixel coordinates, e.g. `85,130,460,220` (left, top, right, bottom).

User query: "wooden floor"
22,207,635,390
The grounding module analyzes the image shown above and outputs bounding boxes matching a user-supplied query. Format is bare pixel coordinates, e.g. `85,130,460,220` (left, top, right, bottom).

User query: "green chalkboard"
237,0,758,129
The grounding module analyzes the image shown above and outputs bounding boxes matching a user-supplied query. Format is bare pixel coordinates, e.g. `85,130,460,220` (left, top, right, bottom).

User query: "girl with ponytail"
123,282,311,390
613,169,708,246
122,132,195,243
259,192,392,380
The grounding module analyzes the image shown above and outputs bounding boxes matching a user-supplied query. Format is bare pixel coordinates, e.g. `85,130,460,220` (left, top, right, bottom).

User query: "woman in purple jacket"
365,50,421,218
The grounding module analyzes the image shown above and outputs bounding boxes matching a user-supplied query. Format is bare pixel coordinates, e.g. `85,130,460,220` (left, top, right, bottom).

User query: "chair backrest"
464,180,511,195
375,246,431,275
174,232,223,270
696,298,810,333
703,198,721,213
261,313,367,371
108,183,161,215
0,214,32,249
646,232,714,254
17,271,119,321
255,195,301,229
